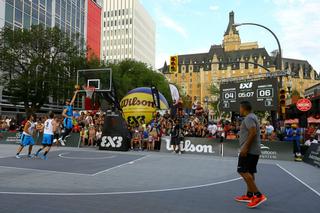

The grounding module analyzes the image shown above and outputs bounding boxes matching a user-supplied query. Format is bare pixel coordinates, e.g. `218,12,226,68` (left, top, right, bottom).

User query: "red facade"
87,0,101,60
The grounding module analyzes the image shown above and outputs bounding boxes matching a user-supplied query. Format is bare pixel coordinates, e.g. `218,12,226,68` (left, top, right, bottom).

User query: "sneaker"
53,139,58,144
28,154,34,159
58,138,66,146
178,151,182,155
235,195,253,203
34,152,40,157
40,155,48,160
15,155,22,159
247,195,267,208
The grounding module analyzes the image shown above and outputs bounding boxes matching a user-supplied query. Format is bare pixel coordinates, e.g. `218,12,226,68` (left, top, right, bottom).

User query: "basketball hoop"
83,85,95,98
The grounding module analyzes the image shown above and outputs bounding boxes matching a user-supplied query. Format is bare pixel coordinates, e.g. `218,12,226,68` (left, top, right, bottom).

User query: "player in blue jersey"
58,91,78,146
35,112,57,160
16,114,36,159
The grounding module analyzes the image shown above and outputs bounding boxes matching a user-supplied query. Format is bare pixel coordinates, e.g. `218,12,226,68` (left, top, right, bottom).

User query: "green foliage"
106,59,171,104
209,83,221,118
291,89,300,97
0,25,87,113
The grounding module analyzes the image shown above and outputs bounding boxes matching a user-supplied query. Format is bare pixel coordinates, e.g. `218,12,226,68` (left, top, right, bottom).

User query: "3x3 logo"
239,82,253,89
101,136,123,148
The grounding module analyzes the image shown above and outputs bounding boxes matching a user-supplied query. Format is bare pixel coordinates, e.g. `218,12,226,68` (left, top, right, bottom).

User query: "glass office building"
1,0,86,48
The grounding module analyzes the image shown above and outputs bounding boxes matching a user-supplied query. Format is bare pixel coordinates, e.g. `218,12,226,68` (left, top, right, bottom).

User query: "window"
46,15,51,26
245,62,249,69
24,1,31,15
32,17,38,25
39,10,46,23
15,0,23,10
15,9,23,24
32,7,38,19
23,14,30,29
5,3,14,24
47,0,52,14
6,0,14,6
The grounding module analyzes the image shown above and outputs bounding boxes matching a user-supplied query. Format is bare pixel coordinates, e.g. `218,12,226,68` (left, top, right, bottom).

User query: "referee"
235,101,267,208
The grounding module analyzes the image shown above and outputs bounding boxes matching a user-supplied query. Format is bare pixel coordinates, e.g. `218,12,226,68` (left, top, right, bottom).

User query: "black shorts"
171,137,180,145
237,154,259,174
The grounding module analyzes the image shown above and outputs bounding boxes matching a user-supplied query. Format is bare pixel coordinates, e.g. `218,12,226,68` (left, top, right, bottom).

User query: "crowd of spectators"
1,101,320,151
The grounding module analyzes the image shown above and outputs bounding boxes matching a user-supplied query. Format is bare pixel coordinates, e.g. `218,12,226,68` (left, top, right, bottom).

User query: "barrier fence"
160,136,294,161
1,131,319,166
0,132,80,147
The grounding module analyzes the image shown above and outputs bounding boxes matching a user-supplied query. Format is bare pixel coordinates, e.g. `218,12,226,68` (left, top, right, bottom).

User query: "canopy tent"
284,119,299,124
308,116,320,124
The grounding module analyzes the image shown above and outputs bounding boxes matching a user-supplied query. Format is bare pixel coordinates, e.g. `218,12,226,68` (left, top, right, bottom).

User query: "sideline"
277,164,320,197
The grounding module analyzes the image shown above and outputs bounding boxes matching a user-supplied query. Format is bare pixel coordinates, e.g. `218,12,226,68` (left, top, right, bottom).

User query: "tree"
107,59,171,104
209,82,221,118
0,25,87,114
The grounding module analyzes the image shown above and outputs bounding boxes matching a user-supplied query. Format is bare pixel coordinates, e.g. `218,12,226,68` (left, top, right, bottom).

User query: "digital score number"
223,91,236,101
257,88,273,99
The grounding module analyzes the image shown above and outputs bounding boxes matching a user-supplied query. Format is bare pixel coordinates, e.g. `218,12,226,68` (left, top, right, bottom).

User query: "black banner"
303,143,320,168
99,113,130,151
151,86,161,110
220,78,278,112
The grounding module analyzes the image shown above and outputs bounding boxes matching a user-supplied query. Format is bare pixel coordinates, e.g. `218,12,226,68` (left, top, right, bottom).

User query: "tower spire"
223,11,241,52
224,11,239,36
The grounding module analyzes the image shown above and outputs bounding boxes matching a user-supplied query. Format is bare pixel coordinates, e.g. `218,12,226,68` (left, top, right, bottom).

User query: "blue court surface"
0,144,319,213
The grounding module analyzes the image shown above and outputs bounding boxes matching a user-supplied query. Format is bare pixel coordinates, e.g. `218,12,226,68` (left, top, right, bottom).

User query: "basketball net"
83,85,95,98
83,85,95,110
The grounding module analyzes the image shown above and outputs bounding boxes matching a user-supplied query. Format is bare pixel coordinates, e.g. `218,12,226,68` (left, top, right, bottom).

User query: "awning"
284,119,299,124
308,117,320,124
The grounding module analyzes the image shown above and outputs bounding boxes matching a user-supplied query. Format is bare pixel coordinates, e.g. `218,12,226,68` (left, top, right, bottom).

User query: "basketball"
75,84,81,91
120,87,169,126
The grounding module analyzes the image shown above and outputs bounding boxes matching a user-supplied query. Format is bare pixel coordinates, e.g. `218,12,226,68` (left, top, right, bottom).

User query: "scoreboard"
220,79,278,112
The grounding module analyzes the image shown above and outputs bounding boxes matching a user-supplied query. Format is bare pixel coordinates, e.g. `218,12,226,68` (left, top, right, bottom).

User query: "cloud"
273,0,320,72
156,52,171,69
209,5,219,11
158,14,188,39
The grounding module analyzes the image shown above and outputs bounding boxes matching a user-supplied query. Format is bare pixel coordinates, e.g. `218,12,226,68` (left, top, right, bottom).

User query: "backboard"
76,68,112,92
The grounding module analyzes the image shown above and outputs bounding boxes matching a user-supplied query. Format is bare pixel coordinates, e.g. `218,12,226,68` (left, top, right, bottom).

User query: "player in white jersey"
16,114,36,159
35,112,57,160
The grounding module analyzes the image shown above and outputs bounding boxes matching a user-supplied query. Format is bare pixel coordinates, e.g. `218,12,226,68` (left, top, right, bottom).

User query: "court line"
58,153,116,160
0,165,92,177
276,164,320,197
91,155,149,176
0,177,242,196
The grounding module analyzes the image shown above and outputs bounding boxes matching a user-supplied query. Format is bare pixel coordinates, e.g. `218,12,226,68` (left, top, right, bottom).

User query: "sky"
139,0,320,72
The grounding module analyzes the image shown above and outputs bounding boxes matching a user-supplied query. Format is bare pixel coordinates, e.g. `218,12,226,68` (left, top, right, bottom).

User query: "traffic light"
279,89,286,114
170,56,178,72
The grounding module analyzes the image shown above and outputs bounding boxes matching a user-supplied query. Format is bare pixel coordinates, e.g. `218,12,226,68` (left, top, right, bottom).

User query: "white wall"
0,0,5,29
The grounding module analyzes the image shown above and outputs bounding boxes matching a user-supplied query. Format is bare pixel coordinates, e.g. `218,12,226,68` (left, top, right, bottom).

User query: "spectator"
265,122,274,140
131,125,142,151
315,125,320,142
304,136,318,146
88,124,96,147
95,127,103,146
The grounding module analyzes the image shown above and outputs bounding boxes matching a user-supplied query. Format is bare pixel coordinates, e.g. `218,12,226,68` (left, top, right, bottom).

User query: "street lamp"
287,78,293,97
233,23,283,87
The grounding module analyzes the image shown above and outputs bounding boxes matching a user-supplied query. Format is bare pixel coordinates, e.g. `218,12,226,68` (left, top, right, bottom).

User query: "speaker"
99,112,130,151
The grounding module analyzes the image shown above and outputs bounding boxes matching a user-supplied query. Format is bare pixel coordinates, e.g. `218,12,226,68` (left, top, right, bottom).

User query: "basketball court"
0,144,319,213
